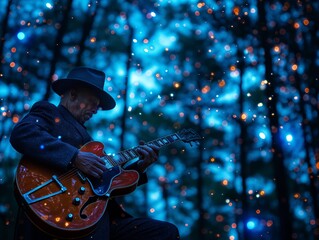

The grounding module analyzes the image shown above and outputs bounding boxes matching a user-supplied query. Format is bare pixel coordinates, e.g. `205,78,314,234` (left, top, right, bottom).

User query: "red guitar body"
14,141,139,239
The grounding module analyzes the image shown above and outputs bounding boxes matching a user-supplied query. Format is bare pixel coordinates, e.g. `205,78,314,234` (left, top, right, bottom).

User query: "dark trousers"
14,207,180,240
110,217,180,240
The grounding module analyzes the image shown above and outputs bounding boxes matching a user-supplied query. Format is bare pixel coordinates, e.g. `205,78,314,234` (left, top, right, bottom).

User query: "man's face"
70,88,100,124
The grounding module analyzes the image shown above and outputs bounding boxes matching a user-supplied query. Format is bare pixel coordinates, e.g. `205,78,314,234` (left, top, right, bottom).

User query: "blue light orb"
259,132,266,139
17,32,25,40
46,3,53,9
247,220,256,230
286,134,293,142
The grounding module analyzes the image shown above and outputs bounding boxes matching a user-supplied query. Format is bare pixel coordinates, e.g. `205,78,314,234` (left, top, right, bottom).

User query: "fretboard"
104,133,182,167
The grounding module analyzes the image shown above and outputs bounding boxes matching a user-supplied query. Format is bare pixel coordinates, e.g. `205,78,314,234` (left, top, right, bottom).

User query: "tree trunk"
257,1,293,239
75,0,98,66
195,78,205,239
0,0,13,72
237,49,250,240
286,10,319,238
43,0,73,101
119,24,133,151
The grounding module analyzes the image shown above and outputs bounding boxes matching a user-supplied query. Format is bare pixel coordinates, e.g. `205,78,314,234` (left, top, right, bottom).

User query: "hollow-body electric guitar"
14,129,200,239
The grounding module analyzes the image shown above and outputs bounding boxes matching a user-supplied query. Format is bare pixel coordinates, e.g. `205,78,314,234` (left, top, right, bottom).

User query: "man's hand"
135,141,160,172
73,151,107,178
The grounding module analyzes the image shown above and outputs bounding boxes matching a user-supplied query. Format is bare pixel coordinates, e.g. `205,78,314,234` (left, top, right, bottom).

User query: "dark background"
0,0,318,239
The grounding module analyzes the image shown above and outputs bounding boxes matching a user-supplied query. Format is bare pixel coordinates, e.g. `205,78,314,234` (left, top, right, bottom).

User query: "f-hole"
79,196,98,219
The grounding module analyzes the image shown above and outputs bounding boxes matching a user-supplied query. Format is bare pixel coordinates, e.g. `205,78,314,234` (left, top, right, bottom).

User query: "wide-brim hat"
52,66,116,110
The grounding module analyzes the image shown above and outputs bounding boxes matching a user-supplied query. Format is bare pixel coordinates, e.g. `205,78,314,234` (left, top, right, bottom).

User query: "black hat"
52,67,116,110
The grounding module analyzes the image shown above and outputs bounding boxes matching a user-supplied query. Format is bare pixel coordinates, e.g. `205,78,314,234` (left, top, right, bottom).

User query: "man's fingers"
137,144,159,163
94,157,107,170
137,146,150,159
75,151,106,178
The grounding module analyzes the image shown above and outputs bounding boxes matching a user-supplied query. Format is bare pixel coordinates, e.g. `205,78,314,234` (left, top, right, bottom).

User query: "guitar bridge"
23,175,67,204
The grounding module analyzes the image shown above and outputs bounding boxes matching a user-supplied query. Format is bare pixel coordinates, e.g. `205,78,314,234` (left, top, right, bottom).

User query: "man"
10,66,180,239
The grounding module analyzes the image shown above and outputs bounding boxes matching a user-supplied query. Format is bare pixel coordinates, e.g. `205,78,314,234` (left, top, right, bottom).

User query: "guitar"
14,129,200,239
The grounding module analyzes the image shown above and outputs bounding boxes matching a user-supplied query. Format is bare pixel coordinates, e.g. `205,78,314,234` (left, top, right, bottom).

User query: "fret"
151,134,180,148
103,155,116,168
166,134,180,143
172,134,179,140
161,137,170,144
131,148,141,158
121,151,131,160
111,154,124,166
127,149,138,158
117,149,138,162
155,139,164,146
152,140,161,147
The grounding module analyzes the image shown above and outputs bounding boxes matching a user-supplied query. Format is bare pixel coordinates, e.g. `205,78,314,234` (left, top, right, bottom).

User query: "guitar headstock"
177,128,201,146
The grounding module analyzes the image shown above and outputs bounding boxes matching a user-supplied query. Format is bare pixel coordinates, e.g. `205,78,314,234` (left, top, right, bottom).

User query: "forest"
0,0,318,239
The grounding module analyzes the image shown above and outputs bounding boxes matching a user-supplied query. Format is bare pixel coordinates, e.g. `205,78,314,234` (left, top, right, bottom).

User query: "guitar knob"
73,197,81,205
66,213,73,221
78,186,86,194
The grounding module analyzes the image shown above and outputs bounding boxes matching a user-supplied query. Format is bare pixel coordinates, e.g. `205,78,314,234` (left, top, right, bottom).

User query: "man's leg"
110,217,180,240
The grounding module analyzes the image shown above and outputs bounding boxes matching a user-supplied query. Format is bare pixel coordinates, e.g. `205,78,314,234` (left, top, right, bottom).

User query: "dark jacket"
10,101,146,240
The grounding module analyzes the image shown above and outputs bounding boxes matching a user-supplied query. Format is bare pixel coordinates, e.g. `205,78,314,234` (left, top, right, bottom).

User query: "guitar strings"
57,168,79,182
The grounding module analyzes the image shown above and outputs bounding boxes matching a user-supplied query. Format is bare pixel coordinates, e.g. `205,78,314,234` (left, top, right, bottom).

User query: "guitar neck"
105,133,182,167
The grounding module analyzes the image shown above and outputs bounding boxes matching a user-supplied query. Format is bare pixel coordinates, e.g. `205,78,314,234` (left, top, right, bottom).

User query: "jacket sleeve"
10,101,79,170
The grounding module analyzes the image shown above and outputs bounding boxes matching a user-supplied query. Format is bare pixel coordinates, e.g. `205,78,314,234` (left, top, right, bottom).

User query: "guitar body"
14,141,140,239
